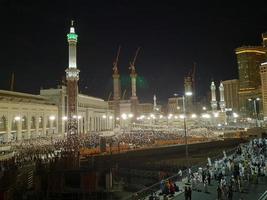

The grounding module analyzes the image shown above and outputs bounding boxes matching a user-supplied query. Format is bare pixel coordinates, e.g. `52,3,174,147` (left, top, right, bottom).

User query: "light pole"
182,91,193,183
182,95,189,182
248,97,260,127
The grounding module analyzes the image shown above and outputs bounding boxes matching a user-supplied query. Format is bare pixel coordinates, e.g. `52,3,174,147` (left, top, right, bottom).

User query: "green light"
137,76,149,89
67,33,78,41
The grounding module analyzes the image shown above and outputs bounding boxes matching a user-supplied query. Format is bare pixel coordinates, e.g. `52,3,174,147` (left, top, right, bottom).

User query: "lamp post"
181,91,193,183
248,98,260,127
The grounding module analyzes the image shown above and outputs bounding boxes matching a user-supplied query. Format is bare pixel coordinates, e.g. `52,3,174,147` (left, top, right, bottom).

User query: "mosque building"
0,22,114,143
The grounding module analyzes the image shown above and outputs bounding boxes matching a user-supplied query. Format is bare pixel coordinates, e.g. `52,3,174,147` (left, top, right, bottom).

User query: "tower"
65,20,80,136
153,94,157,111
219,82,225,111
112,46,121,118
235,46,266,115
113,46,121,101
184,76,193,112
260,62,267,119
129,47,140,116
210,81,217,111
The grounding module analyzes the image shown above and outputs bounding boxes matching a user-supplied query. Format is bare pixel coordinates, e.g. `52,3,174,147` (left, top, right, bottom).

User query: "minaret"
219,82,225,111
112,46,121,119
65,20,80,136
129,47,140,117
130,64,137,98
210,81,217,111
113,46,121,101
153,94,157,111
184,76,193,112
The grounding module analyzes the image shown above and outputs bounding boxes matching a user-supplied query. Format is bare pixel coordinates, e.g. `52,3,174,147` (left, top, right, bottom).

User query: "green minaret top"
67,20,78,41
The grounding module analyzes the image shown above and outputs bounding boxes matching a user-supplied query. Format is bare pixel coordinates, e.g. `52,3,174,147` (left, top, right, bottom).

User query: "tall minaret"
65,20,80,135
210,81,217,111
153,94,157,111
219,82,225,111
129,47,140,99
129,47,140,117
112,46,121,120
130,64,137,98
113,46,121,101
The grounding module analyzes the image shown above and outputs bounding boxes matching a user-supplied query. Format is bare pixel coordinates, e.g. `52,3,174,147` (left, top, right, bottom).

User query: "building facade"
0,90,58,143
222,79,239,112
235,46,266,116
40,86,114,135
167,97,183,114
260,62,267,119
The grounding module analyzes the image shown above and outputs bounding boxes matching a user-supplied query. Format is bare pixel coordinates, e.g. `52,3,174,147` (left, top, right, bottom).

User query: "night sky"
1,0,267,104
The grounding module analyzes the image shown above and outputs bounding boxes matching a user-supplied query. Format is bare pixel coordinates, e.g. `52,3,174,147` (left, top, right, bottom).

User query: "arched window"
30,117,36,129
0,116,7,132
39,117,43,128
22,116,27,130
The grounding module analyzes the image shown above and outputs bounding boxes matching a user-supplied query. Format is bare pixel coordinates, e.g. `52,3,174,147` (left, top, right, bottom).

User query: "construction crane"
107,92,112,101
113,45,121,74
129,47,141,74
122,89,127,100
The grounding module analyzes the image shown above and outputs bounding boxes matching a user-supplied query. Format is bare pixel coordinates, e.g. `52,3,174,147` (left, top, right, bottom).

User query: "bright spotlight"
185,91,193,96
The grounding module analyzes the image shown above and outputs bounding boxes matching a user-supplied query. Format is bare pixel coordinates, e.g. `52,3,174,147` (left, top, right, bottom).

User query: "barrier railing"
258,190,267,200
79,138,212,157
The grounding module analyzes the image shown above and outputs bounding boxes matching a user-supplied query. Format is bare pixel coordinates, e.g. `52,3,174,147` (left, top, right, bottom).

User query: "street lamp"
182,92,193,183
248,98,260,127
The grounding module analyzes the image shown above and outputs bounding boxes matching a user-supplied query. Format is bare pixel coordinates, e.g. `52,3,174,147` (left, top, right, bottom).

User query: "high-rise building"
260,62,267,119
236,46,266,90
222,79,239,112
235,46,266,115
262,32,267,48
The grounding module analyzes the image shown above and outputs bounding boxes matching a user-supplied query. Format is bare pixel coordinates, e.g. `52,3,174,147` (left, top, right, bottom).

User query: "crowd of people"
146,138,267,200
190,138,267,199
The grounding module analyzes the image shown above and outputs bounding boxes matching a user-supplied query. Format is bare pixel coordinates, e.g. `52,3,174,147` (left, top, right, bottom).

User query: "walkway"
173,177,267,200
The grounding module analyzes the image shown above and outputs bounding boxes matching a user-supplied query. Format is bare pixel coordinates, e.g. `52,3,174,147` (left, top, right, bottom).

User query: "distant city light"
213,112,219,118
233,112,239,118
202,113,211,119
179,114,185,119
14,116,21,121
49,115,56,121
62,116,68,121
121,113,127,120
185,91,193,96
191,114,197,118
